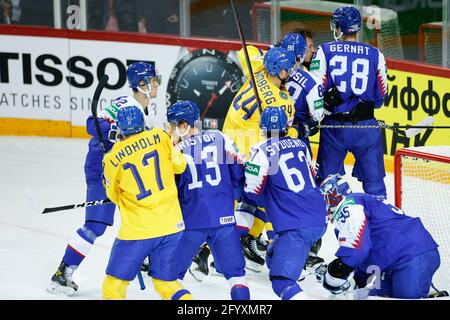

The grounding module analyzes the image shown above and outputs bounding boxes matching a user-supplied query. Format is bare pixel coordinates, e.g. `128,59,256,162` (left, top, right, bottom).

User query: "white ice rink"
0,136,398,300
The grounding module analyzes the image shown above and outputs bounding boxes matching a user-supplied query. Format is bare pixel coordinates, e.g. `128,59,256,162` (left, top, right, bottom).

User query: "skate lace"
249,238,262,257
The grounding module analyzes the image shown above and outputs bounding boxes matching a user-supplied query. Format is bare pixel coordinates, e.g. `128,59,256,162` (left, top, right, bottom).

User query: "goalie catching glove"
315,258,355,295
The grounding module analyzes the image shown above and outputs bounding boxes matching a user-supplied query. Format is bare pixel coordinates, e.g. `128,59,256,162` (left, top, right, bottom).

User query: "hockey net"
419,22,442,66
395,146,450,292
252,0,403,59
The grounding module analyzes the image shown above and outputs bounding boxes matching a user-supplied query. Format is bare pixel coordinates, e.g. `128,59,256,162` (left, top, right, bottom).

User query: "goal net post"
395,146,450,292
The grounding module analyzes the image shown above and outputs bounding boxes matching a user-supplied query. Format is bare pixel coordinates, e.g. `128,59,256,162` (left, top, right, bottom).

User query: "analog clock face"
166,49,244,130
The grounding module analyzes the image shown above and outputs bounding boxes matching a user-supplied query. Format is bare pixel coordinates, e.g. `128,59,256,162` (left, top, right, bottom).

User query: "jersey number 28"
330,56,369,95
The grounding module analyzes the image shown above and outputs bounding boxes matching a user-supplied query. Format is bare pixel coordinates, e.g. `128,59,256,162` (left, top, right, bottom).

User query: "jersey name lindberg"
329,43,370,55
255,71,276,104
108,133,161,167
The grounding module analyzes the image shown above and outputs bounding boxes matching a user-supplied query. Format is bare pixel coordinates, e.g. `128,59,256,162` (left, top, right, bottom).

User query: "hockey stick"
41,199,112,214
92,74,109,153
318,116,450,138
230,0,263,115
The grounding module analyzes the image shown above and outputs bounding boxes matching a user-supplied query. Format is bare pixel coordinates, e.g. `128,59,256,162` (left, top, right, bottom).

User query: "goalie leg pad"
152,278,192,300
102,275,129,300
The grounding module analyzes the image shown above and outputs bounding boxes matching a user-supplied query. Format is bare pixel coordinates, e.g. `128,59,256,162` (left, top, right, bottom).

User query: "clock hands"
201,92,218,121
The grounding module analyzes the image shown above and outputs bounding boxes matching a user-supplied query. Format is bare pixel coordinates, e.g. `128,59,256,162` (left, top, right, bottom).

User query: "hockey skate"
140,256,150,273
188,244,210,282
47,262,78,296
209,261,223,277
240,235,265,273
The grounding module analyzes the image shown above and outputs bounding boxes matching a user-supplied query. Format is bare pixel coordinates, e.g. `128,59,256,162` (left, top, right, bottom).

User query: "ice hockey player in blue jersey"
310,6,388,199
167,100,250,300
244,107,327,300
48,62,161,296
317,174,440,299
283,32,325,155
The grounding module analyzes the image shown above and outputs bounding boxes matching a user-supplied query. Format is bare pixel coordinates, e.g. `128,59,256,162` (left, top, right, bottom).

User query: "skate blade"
188,267,207,282
47,282,76,296
244,259,263,273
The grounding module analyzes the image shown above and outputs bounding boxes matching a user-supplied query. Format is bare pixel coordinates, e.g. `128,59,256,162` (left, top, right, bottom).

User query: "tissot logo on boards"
0,52,154,89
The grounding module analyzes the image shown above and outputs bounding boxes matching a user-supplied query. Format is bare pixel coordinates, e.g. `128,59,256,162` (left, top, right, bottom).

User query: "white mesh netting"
254,0,403,59
398,146,450,292
421,22,442,66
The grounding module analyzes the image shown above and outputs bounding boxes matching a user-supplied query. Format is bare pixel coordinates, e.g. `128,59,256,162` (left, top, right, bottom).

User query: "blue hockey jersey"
176,130,245,230
244,136,327,232
332,193,438,273
310,41,388,114
286,67,324,123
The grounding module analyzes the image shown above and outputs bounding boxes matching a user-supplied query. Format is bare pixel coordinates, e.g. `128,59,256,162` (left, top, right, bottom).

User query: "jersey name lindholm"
109,133,161,167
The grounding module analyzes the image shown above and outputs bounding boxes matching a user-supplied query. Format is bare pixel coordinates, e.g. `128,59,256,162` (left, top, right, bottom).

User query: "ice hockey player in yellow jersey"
223,46,297,157
102,105,191,300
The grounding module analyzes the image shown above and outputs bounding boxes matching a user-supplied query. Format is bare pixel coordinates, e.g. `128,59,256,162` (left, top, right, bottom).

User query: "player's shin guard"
249,207,267,238
152,278,193,300
63,221,107,266
228,276,250,300
235,202,256,237
102,275,129,300
271,276,302,300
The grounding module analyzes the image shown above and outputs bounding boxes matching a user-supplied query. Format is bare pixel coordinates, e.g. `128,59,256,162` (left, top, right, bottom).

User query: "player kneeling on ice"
101,106,192,300
167,100,250,300
316,174,441,299
244,107,328,300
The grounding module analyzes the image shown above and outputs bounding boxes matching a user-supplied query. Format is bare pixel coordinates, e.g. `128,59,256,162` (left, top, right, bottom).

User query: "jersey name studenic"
176,130,245,230
102,128,187,240
244,136,327,232
310,41,388,114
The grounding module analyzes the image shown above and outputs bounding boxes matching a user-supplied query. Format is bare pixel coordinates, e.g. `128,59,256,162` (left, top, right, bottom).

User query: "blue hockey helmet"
263,47,296,77
117,105,145,135
280,32,307,62
167,100,200,127
126,62,162,89
331,6,362,37
260,107,288,134
319,174,352,216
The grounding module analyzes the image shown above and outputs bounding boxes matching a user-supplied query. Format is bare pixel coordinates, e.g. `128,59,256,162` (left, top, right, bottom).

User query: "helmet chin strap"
137,86,151,101
176,125,191,139
333,29,343,41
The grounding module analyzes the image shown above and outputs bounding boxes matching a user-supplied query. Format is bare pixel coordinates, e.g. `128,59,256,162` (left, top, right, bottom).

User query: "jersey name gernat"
108,133,161,167
255,71,276,105
329,43,370,56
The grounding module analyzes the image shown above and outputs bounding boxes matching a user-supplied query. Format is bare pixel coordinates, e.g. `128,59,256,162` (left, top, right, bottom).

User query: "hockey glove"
323,85,343,115
320,259,355,295
296,117,320,140
108,123,118,143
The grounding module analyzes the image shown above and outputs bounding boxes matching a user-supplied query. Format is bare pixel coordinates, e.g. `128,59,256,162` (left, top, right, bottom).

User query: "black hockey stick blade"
42,198,112,214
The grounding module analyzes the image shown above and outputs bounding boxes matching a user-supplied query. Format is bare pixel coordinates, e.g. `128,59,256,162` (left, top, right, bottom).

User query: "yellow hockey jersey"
223,66,296,157
103,128,187,240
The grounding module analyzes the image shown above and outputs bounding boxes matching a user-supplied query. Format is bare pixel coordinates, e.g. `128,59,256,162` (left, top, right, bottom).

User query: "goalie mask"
319,174,351,217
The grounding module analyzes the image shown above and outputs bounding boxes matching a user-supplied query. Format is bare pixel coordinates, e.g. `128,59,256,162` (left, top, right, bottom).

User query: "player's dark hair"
292,28,315,39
